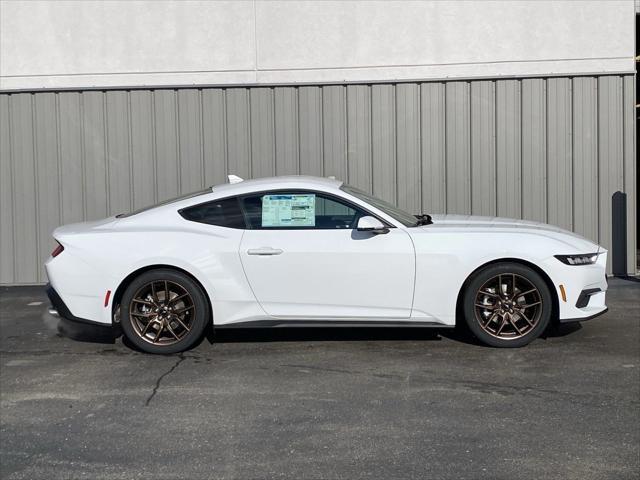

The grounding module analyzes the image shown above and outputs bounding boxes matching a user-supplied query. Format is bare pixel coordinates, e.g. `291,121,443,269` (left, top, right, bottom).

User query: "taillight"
51,242,64,258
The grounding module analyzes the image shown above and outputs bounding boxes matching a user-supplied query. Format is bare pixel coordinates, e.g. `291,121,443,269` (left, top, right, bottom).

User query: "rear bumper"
46,284,113,331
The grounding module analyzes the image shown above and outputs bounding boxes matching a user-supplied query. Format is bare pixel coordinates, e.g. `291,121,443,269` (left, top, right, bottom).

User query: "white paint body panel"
45,176,608,327
240,228,415,319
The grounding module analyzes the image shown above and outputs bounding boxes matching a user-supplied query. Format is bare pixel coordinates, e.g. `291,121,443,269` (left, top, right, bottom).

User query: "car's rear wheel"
462,262,552,347
120,269,210,354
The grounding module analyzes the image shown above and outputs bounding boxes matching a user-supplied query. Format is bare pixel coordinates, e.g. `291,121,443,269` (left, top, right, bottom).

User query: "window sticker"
261,194,315,227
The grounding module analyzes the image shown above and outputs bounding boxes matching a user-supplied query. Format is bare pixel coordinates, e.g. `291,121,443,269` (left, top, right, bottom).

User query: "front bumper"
558,284,608,323
543,251,609,323
560,306,609,324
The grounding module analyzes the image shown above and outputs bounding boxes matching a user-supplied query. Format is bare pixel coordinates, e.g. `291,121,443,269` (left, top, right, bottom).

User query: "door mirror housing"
356,216,389,234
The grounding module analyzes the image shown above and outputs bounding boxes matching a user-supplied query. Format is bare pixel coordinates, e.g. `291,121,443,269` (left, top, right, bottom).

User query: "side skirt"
215,320,454,329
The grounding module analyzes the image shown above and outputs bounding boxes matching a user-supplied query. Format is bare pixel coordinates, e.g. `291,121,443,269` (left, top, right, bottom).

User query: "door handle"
247,247,284,256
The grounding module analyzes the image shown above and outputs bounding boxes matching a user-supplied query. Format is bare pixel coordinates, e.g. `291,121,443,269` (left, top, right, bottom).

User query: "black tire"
120,269,210,354
462,262,552,348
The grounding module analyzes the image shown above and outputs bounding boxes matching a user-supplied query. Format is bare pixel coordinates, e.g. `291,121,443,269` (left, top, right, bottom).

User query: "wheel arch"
111,264,213,325
455,257,559,326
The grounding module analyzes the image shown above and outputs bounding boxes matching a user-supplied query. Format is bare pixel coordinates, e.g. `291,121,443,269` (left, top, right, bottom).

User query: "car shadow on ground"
56,318,118,344
54,316,584,350
541,321,583,338
55,317,448,346
212,327,444,344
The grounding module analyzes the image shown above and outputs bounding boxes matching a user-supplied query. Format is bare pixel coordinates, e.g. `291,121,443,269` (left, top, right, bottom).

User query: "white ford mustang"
46,175,608,353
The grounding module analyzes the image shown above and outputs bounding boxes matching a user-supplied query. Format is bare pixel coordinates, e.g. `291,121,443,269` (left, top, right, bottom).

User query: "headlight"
554,253,599,265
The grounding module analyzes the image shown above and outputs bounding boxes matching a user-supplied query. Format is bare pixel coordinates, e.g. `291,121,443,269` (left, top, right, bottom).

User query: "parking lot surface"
1,279,639,480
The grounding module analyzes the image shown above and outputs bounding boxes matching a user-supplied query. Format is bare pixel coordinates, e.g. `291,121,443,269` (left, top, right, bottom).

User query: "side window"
179,197,246,229
241,192,365,230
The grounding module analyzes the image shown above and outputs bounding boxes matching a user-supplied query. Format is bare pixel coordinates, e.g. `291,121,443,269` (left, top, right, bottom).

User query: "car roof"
115,174,410,228
210,175,344,196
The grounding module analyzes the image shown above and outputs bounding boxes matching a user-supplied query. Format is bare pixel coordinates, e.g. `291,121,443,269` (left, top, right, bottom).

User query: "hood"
425,214,601,253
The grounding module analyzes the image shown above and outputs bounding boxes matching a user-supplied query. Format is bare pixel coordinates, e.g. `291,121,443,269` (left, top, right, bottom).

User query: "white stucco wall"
0,0,635,90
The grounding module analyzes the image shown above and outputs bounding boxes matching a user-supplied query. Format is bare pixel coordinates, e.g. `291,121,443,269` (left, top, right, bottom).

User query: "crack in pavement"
145,354,185,407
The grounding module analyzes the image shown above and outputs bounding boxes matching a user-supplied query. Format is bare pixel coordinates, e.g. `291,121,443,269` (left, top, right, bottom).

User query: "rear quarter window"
179,197,246,229
117,189,210,218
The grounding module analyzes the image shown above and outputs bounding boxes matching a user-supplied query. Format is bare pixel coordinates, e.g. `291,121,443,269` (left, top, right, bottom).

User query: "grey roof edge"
0,71,636,94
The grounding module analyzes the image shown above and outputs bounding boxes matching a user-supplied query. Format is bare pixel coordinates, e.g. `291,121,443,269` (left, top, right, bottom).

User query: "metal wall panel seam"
567,78,574,230
443,83,448,213
198,89,205,187
319,86,325,177
174,90,181,194
7,95,16,282
418,83,424,208
151,90,159,203
296,86,301,175
103,93,113,215
542,79,548,223
343,84,348,182
271,88,277,176
517,81,523,219
417,84,423,211
595,79,600,246
568,80,574,231
222,89,229,178
370,86,378,196
493,81,497,216
102,91,110,214
519,80,523,220
345,85,350,184
127,91,134,211
247,88,254,179
30,93,42,281
393,82,398,203
295,87,301,175
463,82,472,215
79,93,87,221
468,81,473,215
596,79,608,248
54,93,63,227
342,85,349,182
519,79,524,221
368,85,374,193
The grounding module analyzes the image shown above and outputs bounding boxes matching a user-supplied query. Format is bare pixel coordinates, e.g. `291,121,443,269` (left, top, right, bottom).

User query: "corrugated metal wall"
0,75,636,284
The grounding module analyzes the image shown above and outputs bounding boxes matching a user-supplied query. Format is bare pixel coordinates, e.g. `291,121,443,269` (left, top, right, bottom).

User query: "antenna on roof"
228,174,244,184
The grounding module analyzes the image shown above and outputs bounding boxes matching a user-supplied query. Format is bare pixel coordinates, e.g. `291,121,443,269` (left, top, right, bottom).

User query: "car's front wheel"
462,262,552,347
120,269,210,354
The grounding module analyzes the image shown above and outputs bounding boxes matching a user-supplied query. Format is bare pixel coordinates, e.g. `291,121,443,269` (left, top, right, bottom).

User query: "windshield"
340,185,420,227
116,188,211,218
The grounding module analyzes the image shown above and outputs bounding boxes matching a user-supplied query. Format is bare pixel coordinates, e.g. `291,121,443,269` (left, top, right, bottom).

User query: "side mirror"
356,216,389,234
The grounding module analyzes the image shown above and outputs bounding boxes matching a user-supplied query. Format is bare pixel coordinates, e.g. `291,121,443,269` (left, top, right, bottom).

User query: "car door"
238,190,416,319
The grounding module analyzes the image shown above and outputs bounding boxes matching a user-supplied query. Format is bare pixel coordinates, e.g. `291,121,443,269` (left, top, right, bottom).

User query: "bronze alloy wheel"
474,273,543,340
129,280,195,346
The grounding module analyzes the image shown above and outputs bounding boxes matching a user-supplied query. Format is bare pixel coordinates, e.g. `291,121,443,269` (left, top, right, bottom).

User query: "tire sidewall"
120,269,210,354
463,263,552,348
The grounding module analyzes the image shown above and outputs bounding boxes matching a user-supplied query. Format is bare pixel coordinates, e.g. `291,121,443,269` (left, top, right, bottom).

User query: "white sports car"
46,175,608,354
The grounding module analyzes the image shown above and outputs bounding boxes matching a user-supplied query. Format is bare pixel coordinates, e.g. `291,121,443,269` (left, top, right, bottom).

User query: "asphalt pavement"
1,279,639,480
